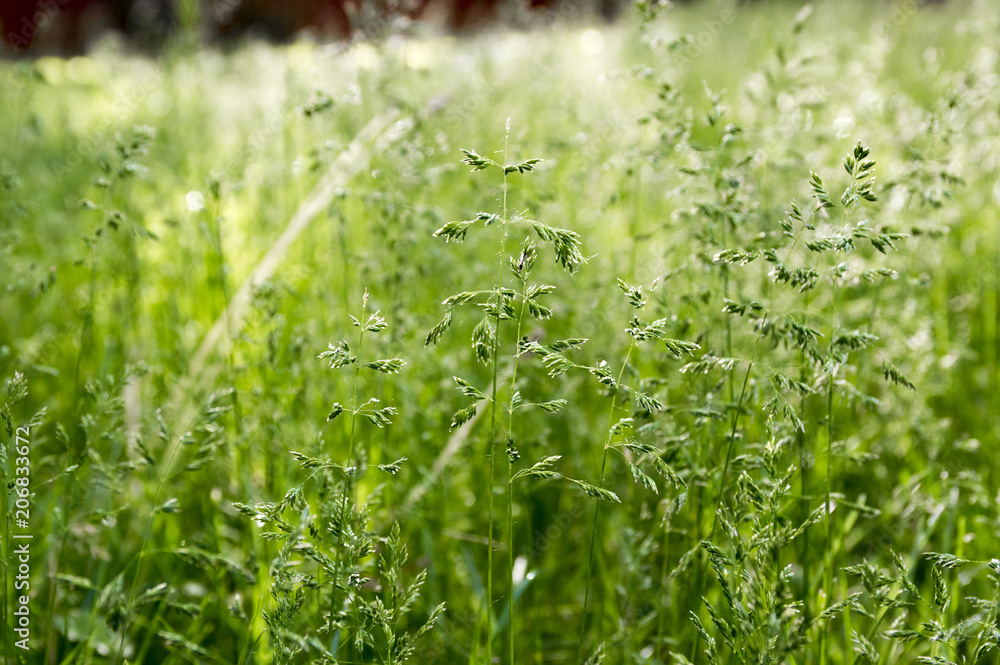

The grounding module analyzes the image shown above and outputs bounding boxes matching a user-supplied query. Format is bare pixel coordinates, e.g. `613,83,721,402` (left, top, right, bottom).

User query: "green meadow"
2,1,1000,663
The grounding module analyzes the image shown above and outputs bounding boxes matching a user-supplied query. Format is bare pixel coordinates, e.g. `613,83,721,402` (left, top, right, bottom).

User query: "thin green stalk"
338,209,351,310
821,280,837,665
657,517,672,661
73,243,100,411
631,165,641,280
854,276,886,381
580,341,634,656
74,177,114,417
209,189,248,493
111,399,202,665
42,476,75,665
485,127,512,665
329,307,366,654
214,189,267,664
797,422,810,621
84,189,116,665
685,210,739,661
793,325,813,624
711,229,804,538
686,408,721,660
485,264,504,664
684,210,742,663
722,217,736,405
712,336,758,537
505,290,527,663
688,214,741,660
348,328,365,484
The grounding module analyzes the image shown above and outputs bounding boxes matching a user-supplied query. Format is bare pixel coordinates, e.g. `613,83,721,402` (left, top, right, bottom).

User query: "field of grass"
2,1,1000,663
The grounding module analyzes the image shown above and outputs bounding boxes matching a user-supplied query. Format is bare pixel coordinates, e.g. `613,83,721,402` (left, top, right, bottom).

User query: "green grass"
2,1,1000,663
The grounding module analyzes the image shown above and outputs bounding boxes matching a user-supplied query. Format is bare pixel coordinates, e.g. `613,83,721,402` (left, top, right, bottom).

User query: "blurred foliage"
1,0,999,663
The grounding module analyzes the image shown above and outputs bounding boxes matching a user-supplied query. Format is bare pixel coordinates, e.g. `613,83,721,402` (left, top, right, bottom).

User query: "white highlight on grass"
185,191,205,212
353,43,379,70
456,54,476,73
147,91,172,117
65,56,97,84
580,29,605,56
833,111,856,138
403,41,435,70
513,556,528,585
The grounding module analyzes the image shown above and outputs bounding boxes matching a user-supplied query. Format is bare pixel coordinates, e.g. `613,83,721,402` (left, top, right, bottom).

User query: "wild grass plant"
236,291,443,664
427,120,619,661
577,276,698,656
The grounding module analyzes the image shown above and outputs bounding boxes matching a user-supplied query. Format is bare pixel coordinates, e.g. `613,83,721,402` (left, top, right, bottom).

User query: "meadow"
2,1,1000,663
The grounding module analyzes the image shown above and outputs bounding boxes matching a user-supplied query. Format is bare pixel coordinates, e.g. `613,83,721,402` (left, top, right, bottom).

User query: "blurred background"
4,0,998,662
1,0,633,54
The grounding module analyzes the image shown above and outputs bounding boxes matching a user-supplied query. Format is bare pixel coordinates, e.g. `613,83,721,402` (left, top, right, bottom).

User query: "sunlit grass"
1,1,999,663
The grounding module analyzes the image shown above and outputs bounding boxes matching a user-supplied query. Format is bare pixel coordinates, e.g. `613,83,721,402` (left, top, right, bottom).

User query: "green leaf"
809,171,835,209
630,464,658,493
882,361,916,390
319,342,354,368
378,457,408,474
506,436,520,462
923,552,969,569
365,358,406,374
156,497,180,513
835,330,878,350
680,356,739,374
443,291,480,306
533,399,568,413
572,480,621,502
882,629,925,643
472,317,497,364
653,457,686,488
450,404,478,431
363,311,389,333
532,222,585,273
432,220,475,243
57,574,96,590
289,451,343,471
504,158,542,175
526,298,552,320
635,392,664,413
425,310,453,346
360,399,397,428
460,148,495,171
512,455,562,481
549,338,588,352
453,376,486,401
617,278,647,308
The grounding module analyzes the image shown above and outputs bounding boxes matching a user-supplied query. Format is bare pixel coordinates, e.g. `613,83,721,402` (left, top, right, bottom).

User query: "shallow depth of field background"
2,1,999,664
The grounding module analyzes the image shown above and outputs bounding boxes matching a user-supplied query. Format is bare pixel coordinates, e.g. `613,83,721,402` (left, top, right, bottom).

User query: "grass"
1,1,1000,663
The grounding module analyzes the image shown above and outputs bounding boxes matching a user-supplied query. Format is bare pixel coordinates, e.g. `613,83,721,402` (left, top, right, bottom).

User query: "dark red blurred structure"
1,0,603,54
214,0,354,41
1,0,174,53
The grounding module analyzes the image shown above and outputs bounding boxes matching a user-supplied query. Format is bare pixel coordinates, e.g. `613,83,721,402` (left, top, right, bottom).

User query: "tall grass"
1,2,999,664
